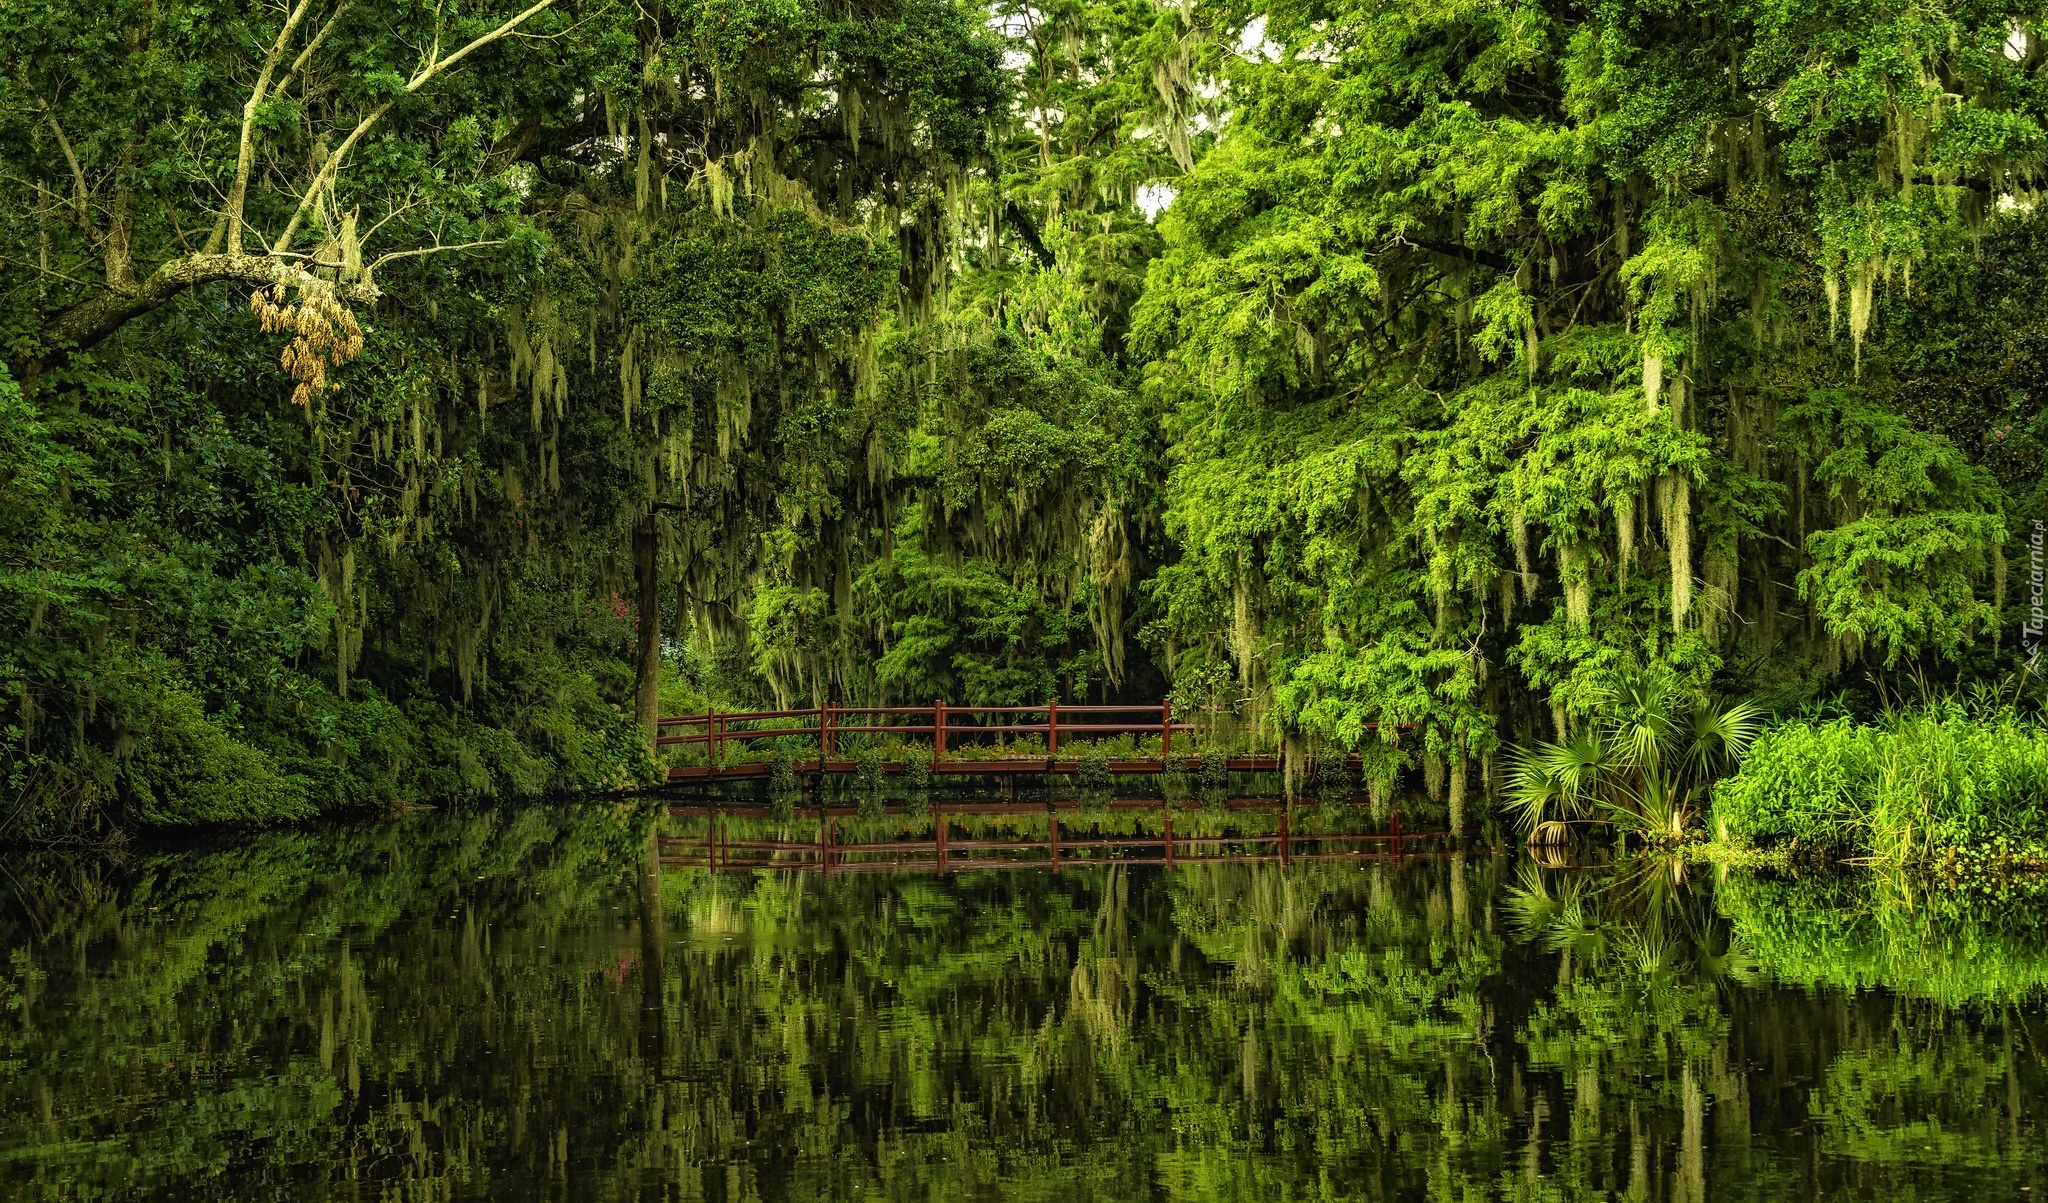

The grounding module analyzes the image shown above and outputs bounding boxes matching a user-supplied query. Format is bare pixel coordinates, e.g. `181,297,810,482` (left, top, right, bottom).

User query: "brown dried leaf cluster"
250,282,366,405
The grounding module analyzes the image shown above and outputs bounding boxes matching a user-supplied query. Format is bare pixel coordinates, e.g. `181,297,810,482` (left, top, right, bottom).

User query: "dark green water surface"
4,802,2046,1200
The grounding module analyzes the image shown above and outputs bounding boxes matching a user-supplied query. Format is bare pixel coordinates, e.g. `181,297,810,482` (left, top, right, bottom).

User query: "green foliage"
1716,701,2048,862
1128,0,2039,762
1505,661,1762,842
853,742,888,813
1077,742,1112,792
7,0,2048,836
0,0,1008,833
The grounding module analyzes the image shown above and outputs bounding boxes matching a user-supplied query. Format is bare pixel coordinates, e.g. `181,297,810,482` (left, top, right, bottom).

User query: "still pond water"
3,800,2045,1201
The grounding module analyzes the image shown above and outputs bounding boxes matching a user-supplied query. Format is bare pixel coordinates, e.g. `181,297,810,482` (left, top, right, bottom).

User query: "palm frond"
1686,697,1764,776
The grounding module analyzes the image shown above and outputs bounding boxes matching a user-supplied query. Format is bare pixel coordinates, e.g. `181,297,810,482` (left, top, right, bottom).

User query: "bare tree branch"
41,107,92,236
367,239,501,272
0,254,108,293
272,0,561,255
286,1,352,81
221,0,320,255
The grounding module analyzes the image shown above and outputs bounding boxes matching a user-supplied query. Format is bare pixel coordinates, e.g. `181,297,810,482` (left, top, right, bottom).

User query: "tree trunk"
633,509,661,755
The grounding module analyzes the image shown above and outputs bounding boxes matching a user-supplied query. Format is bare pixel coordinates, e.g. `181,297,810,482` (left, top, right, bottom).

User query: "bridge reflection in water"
660,798,1453,873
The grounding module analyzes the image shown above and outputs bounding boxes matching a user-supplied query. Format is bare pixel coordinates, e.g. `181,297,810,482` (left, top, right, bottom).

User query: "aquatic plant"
768,742,803,820
854,744,888,818
1160,763,1190,806
902,742,936,792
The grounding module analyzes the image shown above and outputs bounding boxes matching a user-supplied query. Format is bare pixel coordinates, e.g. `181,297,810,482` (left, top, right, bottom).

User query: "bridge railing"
657,701,1198,761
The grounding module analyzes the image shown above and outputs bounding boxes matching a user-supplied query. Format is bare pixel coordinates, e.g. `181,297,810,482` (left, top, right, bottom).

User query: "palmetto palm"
1505,661,1762,843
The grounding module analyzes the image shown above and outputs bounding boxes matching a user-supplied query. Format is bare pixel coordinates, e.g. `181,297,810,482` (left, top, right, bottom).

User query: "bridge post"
822,700,835,760
1160,699,1172,760
934,698,946,759
1048,698,1059,756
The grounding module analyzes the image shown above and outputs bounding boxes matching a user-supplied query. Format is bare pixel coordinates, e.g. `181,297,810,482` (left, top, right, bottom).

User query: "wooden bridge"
659,699,1229,782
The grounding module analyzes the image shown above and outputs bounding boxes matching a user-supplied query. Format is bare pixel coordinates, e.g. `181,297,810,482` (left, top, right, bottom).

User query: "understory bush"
1715,703,2048,862
124,690,316,827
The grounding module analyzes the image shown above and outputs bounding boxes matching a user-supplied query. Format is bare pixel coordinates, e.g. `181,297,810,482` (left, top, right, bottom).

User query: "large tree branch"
34,253,380,361
1395,235,1515,274
271,0,560,255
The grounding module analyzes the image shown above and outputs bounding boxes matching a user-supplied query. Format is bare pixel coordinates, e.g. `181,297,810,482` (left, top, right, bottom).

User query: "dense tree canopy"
2,0,2044,832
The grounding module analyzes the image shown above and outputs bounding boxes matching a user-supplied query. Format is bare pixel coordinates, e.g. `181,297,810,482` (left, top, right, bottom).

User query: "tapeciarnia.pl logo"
2027,519,2046,667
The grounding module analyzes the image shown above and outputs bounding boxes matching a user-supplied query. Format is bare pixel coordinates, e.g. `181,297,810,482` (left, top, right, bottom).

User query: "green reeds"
1714,700,2048,862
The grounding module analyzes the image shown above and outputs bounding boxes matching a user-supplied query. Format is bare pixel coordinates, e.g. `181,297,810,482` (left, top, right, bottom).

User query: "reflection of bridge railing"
657,700,1410,781
659,700,1193,757
660,799,1455,873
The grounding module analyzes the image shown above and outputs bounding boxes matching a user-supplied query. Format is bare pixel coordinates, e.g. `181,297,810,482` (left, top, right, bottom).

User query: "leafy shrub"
854,744,886,818
1078,744,1112,792
1710,719,1868,851
124,691,315,826
1716,703,2048,861
902,741,935,791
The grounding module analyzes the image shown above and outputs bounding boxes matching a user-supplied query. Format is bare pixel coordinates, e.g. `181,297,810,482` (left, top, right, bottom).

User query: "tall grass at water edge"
1714,701,2048,863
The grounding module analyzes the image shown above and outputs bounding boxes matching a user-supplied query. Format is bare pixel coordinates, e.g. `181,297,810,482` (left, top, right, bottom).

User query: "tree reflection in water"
2,802,2042,1200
